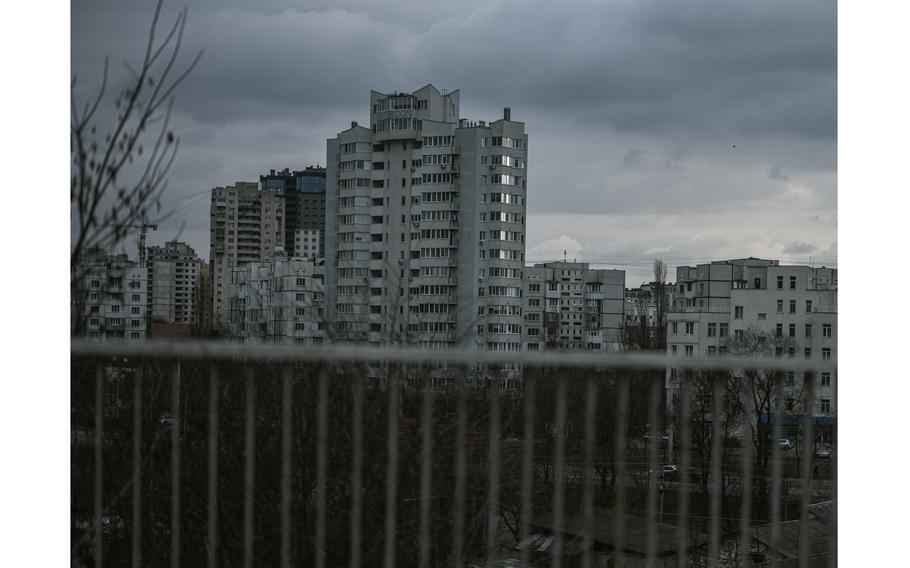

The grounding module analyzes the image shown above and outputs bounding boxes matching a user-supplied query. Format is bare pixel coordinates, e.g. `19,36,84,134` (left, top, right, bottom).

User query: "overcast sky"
71,0,837,285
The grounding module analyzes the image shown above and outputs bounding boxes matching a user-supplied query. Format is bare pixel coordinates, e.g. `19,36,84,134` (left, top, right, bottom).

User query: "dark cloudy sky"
71,0,837,285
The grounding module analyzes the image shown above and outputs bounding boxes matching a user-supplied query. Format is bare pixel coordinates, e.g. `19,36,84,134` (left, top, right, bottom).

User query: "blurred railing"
71,340,836,567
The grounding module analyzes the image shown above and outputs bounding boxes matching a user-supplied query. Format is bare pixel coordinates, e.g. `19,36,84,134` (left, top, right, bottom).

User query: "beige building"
147,240,201,326
209,182,285,331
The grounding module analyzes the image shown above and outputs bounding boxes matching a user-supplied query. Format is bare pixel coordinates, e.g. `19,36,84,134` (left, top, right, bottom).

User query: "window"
672,322,678,335
820,399,831,413
790,276,797,289
734,306,744,319
788,324,796,338
822,348,832,360
776,323,783,337
821,372,831,386
671,345,678,356
707,346,717,356
685,345,694,356
111,305,120,313
777,275,784,289
719,323,729,337
788,347,796,358
789,300,796,314
777,299,784,313
131,307,141,314
823,324,832,338
804,348,811,359
685,322,694,335
757,313,766,320
707,323,717,337
734,329,744,339
132,294,141,301
806,300,813,313
787,372,795,385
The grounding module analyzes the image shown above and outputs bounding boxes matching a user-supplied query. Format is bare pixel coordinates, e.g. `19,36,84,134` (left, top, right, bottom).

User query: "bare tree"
652,258,668,350
71,0,202,282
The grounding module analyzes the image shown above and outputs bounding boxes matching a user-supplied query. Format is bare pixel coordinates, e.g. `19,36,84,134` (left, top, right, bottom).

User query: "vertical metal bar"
798,372,816,568
646,372,662,566
418,374,434,568
171,361,182,568
383,367,400,568
738,373,755,568
676,373,693,568
612,373,630,568
452,366,467,567
519,372,537,568
828,435,837,568
315,367,329,568
280,368,293,568
708,374,726,566
243,367,256,568
94,365,104,568
550,378,568,568
580,376,598,568
486,374,502,566
207,367,220,568
769,376,785,567
349,374,364,568
132,364,143,568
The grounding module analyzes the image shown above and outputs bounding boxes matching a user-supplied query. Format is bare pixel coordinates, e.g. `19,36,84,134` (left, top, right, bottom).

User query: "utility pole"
134,223,158,267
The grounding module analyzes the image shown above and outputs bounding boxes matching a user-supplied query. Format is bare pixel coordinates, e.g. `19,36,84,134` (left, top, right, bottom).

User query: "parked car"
778,438,794,451
651,464,679,481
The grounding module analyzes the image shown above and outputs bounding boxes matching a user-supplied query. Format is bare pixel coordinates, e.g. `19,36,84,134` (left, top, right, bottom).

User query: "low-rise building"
72,249,148,341
522,261,625,352
666,258,837,443
228,254,326,345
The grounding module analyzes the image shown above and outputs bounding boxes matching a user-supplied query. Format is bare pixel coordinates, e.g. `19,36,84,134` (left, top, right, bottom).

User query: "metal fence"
71,340,836,567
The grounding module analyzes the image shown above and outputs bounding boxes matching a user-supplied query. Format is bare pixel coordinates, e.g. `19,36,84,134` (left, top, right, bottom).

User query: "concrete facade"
73,249,148,341
666,258,838,433
209,182,285,331
147,240,201,326
227,254,325,345
522,262,625,352
293,228,320,259
324,85,528,356
260,166,327,258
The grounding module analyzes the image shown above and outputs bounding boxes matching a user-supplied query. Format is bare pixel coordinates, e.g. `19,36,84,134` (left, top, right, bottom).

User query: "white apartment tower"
325,85,528,352
522,262,625,352
209,182,285,331
147,240,201,325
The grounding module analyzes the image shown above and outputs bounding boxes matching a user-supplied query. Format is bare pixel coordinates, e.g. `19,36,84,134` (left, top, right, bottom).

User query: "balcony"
71,340,836,567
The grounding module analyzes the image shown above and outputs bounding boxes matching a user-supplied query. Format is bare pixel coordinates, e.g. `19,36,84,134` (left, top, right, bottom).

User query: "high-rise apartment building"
260,166,327,258
325,85,528,352
666,258,837,440
209,182,285,330
72,249,148,341
147,240,201,326
522,262,625,352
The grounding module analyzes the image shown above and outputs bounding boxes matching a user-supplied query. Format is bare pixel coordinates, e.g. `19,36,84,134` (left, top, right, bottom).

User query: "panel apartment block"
522,262,625,352
260,166,327,258
147,240,201,326
209,182,285,331
325,84,528,356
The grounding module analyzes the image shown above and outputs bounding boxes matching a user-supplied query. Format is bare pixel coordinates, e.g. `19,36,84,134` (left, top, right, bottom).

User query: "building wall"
73,250,148,341
147,240,201,326
522,262,625,352
209,182,285,331
293,228,321,259
666,259,837,420
228,255,326,345
325,85,527,356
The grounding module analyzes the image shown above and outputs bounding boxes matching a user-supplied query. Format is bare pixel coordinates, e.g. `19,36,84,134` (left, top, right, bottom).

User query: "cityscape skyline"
71,0,837,286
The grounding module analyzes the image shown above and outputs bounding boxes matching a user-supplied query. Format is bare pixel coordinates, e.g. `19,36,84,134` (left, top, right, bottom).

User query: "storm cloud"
72,0,837,284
